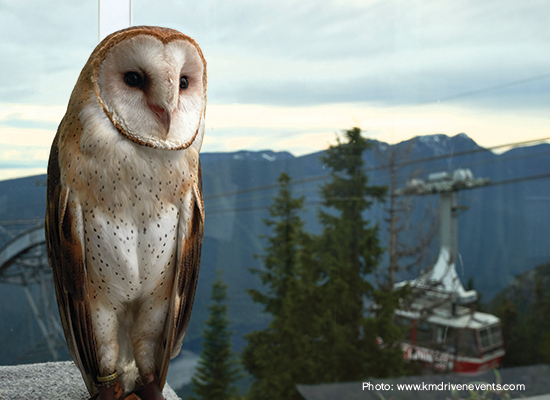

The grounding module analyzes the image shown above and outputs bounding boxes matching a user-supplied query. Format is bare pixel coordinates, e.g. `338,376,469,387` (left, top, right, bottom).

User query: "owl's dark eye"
180,75,189,90
124,71,144,87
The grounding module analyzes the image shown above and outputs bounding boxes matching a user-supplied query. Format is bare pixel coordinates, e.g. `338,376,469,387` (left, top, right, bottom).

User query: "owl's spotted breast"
83,191,180,305
70,113,198,299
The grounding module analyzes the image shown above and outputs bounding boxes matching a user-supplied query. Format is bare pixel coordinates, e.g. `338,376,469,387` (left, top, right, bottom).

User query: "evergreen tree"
494,263,550,367
497,300,529,367
243,129,408,400
525,280,550,364
538,291,550,363
243,172,318,400
312,126,405,380
188,271,240,400
247,172,306,316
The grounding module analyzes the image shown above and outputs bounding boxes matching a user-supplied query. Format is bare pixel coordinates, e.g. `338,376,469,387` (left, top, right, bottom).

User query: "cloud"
0,143,50,164
0,167,47,182
0,126,55,147
3,0,549,109
0,0,549,174
2,149,21,160
0,103,65,124
202,101,550,155
34,148,50,160
0,0,97,104
195,0,550,109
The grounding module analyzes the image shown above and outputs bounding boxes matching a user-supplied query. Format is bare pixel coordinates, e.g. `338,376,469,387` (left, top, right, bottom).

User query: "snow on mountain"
262,152,277,162
408,133,482,156
202,150,294,163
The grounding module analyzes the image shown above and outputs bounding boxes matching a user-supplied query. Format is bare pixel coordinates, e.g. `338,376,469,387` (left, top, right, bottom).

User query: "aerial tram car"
392,170,505,373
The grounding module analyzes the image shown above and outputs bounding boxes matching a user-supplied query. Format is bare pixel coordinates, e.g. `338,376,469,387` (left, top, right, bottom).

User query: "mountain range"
0,132,549,364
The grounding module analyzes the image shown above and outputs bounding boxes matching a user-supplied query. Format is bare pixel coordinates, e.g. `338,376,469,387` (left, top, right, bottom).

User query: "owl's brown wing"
45,133,99,396
157,161,204,390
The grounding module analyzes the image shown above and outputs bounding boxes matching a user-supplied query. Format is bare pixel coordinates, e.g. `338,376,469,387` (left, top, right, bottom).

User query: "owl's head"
87,26,207,151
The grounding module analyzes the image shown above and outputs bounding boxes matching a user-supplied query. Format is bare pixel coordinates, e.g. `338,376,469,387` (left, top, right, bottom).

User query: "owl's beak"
148,103,172,136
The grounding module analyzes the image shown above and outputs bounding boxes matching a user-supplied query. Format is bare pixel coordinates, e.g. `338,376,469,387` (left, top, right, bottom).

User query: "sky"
0,0,549,180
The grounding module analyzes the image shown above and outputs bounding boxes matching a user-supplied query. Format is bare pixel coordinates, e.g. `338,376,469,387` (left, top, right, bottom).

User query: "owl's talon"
134,380,165,400
95,384,117,400
114,380,125,399
122,394,142,400
94,377,124,400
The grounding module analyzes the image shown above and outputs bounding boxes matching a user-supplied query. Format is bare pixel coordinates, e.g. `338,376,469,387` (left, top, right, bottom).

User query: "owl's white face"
96,35,205,150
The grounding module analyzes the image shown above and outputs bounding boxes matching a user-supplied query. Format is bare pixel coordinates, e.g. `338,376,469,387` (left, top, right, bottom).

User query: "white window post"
98,0,132,41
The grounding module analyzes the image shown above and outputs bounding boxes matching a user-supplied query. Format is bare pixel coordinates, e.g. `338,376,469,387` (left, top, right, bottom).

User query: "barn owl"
45,26,206,400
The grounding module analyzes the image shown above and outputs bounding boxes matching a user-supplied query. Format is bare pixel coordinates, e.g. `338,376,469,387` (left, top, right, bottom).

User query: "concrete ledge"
0,361,181,400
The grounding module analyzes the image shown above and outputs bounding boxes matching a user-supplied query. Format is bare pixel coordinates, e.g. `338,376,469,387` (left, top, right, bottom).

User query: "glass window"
1,1,547,396
434,325,457,354
480,328,490,348
436,325,447,343
479,325,503,349
490,325,502,346
457,329,479,358
416,321,433,345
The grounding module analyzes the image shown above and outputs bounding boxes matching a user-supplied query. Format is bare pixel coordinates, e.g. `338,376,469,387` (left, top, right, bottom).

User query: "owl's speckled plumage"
45,26,206,400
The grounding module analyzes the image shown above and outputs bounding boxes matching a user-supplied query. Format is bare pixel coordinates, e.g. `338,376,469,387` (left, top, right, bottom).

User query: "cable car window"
490,325,502,346
416,321,433,345
436,325,447,344
457,329,479,358
480,328,490,348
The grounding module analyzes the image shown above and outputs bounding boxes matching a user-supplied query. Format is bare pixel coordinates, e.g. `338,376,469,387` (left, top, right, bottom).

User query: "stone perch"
0,362,182,400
